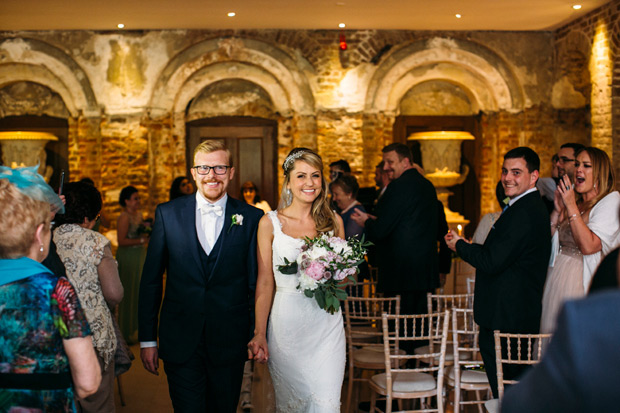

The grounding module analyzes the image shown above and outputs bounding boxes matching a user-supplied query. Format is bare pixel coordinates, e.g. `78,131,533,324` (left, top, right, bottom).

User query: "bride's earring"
39,244,44,252
286,188,292,204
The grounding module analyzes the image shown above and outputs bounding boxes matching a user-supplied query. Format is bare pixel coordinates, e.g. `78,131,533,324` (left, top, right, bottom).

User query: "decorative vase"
408,130,474,232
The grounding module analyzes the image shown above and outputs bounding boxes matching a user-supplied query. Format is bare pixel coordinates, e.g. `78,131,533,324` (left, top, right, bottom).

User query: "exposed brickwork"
1,4,619,224
555,0,620,186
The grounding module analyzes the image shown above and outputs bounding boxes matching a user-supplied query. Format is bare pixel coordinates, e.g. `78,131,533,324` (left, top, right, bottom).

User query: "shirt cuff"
140,341,157,348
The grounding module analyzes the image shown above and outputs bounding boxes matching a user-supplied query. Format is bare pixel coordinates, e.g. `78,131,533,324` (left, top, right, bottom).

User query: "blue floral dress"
0,257,91,413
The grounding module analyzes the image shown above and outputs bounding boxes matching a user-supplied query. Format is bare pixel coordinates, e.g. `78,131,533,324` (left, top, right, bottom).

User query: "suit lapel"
208,196,237,282
181,196,206,279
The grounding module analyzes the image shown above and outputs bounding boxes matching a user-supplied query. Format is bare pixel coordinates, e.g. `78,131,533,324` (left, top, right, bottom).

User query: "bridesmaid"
116,186,149,344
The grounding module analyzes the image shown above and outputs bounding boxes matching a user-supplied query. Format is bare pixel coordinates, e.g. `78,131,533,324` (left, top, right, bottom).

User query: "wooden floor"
113,344,485,412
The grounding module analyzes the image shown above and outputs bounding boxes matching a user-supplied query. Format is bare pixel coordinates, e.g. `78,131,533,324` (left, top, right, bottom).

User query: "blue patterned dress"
0,257,91,413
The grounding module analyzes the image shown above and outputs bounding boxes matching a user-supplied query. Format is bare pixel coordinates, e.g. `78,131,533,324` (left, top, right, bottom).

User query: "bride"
248,147,346,412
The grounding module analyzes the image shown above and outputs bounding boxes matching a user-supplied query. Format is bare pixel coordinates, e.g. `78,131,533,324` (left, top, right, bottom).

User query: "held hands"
140,347,159,376
444,229,467,252
248,334,269,364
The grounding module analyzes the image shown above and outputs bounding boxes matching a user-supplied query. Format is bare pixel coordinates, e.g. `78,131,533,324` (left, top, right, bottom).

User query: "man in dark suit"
351,143,439,317
138,140,263,412
445,146,551,398
502,289,620,412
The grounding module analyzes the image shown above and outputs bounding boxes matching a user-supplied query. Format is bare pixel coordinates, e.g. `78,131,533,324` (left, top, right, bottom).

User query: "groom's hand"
248,334,269,364
141,347,160,375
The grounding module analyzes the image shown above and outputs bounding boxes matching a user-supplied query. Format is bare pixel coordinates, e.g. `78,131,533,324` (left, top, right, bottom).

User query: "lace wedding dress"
267,211,346,412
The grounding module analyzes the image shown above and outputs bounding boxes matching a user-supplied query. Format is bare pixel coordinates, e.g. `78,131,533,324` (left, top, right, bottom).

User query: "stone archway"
363,36,526,231
0,38,99,117
366,37,524,114
146,36,318,202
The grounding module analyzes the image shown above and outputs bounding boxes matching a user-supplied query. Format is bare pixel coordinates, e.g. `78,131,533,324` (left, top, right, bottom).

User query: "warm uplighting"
227,12,236,17
117,23,125,29
455,14,462,19
457,224,463,236
408,131,475,141
572,4,582,9
339,23,345,28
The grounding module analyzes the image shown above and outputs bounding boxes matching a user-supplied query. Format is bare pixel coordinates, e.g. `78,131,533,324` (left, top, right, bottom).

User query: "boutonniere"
228,214,244,233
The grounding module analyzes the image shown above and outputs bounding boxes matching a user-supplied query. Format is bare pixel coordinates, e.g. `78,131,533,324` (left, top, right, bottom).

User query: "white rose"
307,245,329,261
298,273,318,291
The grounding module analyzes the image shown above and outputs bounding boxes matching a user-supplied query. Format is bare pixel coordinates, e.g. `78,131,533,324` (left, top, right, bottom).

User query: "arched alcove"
0,37,99,116
366,37,524,114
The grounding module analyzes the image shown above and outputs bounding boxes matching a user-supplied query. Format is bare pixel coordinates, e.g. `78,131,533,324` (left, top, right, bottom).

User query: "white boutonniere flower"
228,214,244,232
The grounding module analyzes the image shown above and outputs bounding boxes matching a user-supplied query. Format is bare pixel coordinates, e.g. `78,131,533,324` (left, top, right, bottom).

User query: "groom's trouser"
163,332,245,412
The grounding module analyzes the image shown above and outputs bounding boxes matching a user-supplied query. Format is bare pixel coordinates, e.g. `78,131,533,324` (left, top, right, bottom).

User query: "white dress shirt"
140,192,228,349
196,192,227,255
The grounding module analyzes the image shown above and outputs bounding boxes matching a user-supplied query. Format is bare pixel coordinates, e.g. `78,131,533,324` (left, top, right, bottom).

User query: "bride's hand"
248,334,269,363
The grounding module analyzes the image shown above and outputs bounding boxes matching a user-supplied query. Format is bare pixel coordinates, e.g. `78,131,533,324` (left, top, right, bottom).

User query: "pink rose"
305,261,326,281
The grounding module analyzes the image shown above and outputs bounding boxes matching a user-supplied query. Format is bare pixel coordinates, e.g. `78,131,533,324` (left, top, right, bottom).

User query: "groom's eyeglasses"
192,165,230,175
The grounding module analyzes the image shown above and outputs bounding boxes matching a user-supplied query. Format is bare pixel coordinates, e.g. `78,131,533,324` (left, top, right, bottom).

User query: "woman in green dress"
116,186,149,344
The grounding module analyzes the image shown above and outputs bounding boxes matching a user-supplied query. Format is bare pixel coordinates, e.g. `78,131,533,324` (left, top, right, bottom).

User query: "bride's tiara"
283,150,306,172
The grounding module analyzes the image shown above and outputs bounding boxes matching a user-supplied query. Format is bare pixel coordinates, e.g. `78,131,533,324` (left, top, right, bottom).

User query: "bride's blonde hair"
279,148,338,234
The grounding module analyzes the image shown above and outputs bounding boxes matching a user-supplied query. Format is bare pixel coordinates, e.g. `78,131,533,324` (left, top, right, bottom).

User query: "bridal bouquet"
278,234,371,314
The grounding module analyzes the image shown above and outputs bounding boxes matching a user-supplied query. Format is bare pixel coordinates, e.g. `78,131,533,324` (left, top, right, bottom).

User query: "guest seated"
169,176,194,201
241,181,271,213
540,147,620,335
0,166,100,411
54,182,124,412
330,174,366,240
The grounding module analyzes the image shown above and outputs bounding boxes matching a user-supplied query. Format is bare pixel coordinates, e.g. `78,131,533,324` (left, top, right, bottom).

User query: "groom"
138,140,263,411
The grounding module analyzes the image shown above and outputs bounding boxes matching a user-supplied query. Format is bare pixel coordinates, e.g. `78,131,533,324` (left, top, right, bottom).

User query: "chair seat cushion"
371,371,437,393
447,366,489,384
353,348,385,364
485,398,499,413
414,345,471,362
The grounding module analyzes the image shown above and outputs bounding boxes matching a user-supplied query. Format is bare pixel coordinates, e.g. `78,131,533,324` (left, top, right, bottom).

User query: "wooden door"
187,117,277,209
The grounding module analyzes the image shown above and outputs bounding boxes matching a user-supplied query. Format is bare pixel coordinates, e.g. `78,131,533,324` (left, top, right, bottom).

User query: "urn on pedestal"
0,131,58,182
407,131,474,234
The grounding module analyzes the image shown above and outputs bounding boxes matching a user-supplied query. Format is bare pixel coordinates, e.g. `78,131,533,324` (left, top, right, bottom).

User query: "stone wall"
555,0,620,179
0,4,617,229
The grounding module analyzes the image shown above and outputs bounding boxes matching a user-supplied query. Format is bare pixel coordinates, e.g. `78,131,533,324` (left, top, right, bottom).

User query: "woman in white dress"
248,147,346,412
541,146,620,335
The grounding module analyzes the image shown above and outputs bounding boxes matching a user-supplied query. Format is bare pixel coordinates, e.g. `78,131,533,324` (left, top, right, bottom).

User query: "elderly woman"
0,166,100,411
54,182,123,412
541,147,620,334
330,174,366,239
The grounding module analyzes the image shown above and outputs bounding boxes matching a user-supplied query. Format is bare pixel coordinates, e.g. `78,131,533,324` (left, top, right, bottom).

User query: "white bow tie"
201,204,223,217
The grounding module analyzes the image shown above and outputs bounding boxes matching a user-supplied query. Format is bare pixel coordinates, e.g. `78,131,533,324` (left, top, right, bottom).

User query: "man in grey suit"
445,146,551,398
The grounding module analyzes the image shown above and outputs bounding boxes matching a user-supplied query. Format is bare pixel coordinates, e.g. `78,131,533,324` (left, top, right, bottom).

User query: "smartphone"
58,170,65,195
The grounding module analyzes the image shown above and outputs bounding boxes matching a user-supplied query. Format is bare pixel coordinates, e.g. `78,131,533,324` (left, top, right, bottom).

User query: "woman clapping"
541,147,620,334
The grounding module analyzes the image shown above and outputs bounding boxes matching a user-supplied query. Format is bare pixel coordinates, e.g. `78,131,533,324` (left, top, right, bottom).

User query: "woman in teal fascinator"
0,165,101,412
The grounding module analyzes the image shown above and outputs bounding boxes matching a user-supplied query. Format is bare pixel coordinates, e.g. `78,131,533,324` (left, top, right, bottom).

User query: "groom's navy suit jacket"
138,195,262,367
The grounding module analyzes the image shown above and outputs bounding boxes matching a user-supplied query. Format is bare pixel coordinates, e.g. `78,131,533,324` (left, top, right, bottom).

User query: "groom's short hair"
193,140,233,166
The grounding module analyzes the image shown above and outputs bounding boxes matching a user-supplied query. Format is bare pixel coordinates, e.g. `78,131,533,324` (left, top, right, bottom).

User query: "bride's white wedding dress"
267,211,346,412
